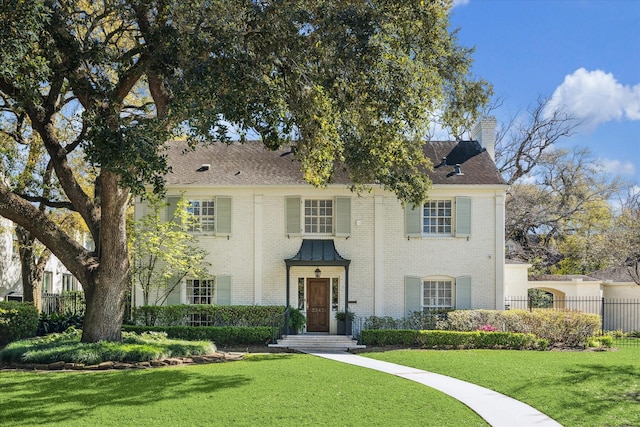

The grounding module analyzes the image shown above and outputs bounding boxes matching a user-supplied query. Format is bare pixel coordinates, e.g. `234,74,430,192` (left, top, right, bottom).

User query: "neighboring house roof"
529,274,600,282
589,266,639,283
164,140,506,187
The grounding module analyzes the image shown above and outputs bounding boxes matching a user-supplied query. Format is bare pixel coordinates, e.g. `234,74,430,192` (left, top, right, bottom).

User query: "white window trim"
186,277,216,305
303,198,334,235
422,277,455,310
187,199,216,234
422,199,453,236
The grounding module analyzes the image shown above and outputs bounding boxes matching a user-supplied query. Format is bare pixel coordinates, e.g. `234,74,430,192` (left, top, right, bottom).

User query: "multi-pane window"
423,280,453,309
304,199,333,233
188,200,215,232
186,278,215,305
43,271,53,294
62,274,78,292
423,200,452,234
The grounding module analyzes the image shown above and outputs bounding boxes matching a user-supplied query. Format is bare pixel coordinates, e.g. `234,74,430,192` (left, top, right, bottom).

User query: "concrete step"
269,334,365,351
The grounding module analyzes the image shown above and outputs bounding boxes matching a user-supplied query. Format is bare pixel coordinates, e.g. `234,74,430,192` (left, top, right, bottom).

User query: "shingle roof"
528,274,600,282
164,140,506,186
588,266,638,283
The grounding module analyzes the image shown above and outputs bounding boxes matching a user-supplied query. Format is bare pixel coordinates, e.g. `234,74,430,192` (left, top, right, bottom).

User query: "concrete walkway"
303,350,562,427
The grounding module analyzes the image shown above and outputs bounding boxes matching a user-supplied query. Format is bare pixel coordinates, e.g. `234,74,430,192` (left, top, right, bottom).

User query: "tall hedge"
133,305,286,327
0,302,39,346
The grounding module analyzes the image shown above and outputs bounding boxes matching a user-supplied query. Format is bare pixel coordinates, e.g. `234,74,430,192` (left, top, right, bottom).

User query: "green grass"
0,328,216,365
0,353,487,427
365,347,640,427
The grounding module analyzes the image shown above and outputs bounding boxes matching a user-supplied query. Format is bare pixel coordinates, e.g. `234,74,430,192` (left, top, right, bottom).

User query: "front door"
307,278,330,332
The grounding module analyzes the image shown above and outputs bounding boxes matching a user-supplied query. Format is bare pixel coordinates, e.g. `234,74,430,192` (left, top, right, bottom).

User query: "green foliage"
38,311,85,335
335,311,355,321
439,309,601,348
133,304,286,327
288,308,306,332
587,335,613,349
361,329,544,350
131,195,210,306
363,310,452,331
123,325,272,346
0,301,39,345
0,327,215,365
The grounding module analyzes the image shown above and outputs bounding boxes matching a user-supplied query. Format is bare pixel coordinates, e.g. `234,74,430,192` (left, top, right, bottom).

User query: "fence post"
601,297,605,334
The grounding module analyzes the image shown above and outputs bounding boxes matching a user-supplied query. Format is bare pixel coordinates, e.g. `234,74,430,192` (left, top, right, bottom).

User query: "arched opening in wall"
527,288,566,309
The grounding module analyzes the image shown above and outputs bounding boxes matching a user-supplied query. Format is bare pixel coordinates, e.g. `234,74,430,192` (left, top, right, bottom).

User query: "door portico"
285,239,351,335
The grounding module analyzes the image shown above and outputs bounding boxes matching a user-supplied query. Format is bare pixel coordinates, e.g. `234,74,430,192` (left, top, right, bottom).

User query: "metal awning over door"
284,239,351,335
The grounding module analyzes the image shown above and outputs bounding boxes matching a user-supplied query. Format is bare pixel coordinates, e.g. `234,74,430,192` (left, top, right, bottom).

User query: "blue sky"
450,0,640,186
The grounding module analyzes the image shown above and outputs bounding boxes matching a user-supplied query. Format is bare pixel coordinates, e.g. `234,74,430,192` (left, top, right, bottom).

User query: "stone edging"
0,352,245,371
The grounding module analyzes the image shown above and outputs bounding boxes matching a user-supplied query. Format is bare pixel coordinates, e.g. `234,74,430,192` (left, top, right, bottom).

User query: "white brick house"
134,119,507,333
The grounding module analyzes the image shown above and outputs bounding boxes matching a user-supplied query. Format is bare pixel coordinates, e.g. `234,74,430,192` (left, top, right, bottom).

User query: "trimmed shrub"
123,325,273,346
0,302,39,345
132,305,286,327
361,329,544,350
438,309,600,348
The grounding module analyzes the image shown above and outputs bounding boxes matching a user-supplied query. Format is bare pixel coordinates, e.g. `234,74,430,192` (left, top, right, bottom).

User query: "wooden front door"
307,278,330,332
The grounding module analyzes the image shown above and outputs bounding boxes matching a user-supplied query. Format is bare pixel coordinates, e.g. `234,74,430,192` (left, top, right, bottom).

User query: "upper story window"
405,196,471,238
188,200,215,232
423,200,452,235
304,199,333,234
286,196,351,237
166,196,231,236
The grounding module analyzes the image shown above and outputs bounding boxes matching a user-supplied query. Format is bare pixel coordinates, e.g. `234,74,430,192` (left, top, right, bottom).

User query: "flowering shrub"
438,309,600,348
477,324,497,332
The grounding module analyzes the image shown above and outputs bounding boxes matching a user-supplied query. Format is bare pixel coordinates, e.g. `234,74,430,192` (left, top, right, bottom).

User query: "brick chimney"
471,116,497,161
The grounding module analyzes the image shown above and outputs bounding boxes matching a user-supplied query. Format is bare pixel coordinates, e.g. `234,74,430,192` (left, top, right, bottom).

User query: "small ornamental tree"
131,195,209,306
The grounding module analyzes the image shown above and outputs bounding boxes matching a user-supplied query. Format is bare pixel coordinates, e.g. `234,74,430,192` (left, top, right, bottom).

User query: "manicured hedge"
360,329,546,350
0,302,39,346
132,304,286,327
439,309,601,348
123,325,273,346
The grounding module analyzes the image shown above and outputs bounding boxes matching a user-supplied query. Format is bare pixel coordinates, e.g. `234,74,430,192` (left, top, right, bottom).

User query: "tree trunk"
16,227,43,312
81,171,130,343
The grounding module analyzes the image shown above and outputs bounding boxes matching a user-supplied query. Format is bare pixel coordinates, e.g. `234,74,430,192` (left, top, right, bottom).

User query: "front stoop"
269,334,365,351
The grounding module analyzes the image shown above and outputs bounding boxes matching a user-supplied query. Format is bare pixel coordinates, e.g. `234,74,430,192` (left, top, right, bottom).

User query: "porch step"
269,334,366,351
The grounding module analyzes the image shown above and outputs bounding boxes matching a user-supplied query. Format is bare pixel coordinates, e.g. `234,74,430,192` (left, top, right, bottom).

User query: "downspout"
285,264,290,335
344,264,350,336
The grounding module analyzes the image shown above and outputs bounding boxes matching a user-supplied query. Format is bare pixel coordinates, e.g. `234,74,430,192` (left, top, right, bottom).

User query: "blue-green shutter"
216,275,231,305
405,204,422,237
455,197,471,237
165,278,181,305
455,275,472,309
404,276,422,316
216,196,232,236
166,196,181,223
286,196,301,235
335,197,351,236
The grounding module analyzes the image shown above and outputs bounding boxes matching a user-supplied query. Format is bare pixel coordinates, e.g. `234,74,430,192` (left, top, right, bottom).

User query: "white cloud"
599,158,636,176
452,0,470,7
546,68,640,131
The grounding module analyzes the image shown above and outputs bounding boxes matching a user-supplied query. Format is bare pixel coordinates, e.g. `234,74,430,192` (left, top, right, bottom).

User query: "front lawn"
365,346,640,427
0,354,486,426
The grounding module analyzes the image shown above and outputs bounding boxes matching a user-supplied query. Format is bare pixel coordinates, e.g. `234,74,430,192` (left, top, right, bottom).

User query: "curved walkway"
303,350,562,427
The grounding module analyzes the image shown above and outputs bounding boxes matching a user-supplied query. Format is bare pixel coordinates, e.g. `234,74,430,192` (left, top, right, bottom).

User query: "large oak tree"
0,0,490,342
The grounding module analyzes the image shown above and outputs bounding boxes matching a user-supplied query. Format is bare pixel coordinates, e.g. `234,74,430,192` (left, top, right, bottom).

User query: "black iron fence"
505,296,640,345
42,292,85,316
